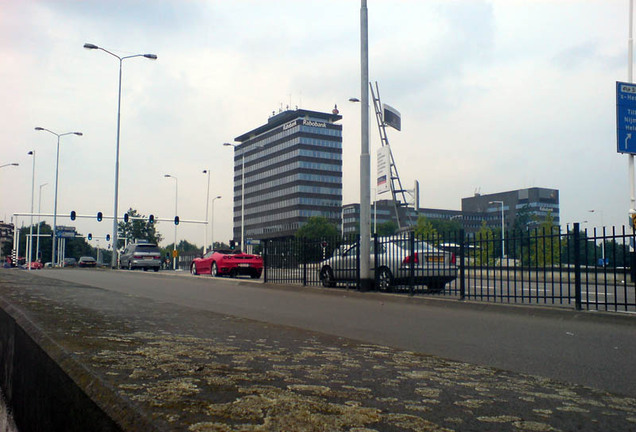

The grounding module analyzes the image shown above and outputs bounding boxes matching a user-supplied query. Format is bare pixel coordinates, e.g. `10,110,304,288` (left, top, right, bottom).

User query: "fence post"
373,233,378,290
302,239,307,286
409,231,415,296
459,229,466,300
263,240,268,283
573,223,582,310
356,234,361,291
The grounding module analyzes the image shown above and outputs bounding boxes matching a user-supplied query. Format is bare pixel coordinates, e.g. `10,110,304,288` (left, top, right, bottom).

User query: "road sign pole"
630,0,635,216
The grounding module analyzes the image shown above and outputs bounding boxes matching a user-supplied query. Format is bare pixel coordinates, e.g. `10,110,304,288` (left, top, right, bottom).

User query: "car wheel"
143,268,148,271
211,262,218,277
153,267,159,272
250,271,261,279
128,261,133,271
191,263,198,276
320,266,336,288
376,267,393,292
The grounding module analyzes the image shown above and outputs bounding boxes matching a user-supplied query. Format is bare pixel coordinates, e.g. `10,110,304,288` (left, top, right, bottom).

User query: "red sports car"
191,249,263,279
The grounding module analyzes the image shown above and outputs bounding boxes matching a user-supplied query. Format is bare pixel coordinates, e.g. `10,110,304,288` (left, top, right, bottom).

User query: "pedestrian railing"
263,223,636,313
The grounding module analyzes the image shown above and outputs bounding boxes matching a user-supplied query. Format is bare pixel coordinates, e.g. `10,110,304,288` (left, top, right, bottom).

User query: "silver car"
119,241,162,271
319,237,457,292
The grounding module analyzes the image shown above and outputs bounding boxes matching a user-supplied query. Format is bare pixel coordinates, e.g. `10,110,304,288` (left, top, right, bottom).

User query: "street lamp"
203,169,211,254
211,195,221,251
489,200,505,259
83,42,157,269
588,209,606,265
36,182,48,264
35,127,82,266
27,150,35,270
358,0,372,291
164,174,178,270
223,142,245,250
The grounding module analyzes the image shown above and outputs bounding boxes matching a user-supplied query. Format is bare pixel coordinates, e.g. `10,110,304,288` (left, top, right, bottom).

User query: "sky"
0,0,630,250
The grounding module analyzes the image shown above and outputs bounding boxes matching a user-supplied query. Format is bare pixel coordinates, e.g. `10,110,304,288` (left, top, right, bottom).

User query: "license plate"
143,256,153,260
238,263,250,267
427,256,444,263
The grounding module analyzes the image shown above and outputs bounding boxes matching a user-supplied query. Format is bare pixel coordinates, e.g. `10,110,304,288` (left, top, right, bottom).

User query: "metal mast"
369,81,414,229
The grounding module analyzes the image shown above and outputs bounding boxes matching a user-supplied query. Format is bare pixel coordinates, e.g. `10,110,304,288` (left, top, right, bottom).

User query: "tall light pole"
489,200,505,259
224,142,245,250
359,0,372,291
203,169,211,253
164,174,178,270
588,209,606,264
83,43,157,269
36,182,48,263
211,195,221,251
27,151,35,270
35,127,82,266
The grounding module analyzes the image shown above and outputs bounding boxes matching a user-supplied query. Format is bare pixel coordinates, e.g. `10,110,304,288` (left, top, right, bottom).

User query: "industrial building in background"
230,108,343,244
343,187,560,236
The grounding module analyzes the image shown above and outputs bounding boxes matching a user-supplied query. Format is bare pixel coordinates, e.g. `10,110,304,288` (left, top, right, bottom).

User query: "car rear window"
135,245,160,253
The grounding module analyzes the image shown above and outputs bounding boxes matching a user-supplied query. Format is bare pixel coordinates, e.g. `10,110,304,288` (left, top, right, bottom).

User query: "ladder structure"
369,82,415,230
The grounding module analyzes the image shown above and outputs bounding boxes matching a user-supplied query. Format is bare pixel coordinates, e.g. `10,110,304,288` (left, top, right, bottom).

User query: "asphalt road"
33,268,636,398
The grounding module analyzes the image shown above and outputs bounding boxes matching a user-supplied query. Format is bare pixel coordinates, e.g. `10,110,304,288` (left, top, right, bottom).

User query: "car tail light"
450,253,456,265
133,254,142,259
402,253,419,265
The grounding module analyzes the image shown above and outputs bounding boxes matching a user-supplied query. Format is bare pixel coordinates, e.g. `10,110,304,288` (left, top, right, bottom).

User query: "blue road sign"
617,81,636,154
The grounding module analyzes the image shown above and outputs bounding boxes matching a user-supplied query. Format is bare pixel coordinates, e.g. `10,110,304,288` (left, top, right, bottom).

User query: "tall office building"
231,108,343,242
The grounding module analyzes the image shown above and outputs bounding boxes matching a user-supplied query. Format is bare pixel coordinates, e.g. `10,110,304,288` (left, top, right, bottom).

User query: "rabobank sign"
302,119,326,128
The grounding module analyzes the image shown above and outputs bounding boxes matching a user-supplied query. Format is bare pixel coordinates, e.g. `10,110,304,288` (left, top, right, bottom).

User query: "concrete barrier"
0,301,161,432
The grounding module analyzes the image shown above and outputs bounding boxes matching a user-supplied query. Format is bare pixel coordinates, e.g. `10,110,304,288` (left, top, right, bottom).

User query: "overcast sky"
0,0,630,249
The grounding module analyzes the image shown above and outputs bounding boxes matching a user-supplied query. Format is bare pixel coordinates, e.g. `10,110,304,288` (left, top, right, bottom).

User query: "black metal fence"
263,223,636,313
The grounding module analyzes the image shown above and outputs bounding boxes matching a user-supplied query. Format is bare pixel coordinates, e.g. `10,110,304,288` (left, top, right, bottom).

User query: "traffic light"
88,233,92,240
97,211,103,222
106,234,111,241
174,216,180,225
70,211,76,221
149,214,155,224
124,213,129,223
229,240,235,250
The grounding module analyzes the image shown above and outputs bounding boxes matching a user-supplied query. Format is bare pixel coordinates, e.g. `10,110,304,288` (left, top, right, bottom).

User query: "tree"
118,208,163,248
413,216,438,240
530,211,560,266
295,216,339,239
376,221,398,236
474,220,495,265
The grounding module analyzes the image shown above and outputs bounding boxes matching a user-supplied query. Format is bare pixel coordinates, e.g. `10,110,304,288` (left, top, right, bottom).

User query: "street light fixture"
164,174,178,270
34,127,82,266
36,182,48,264
588,209,606,265
27,150,35,270
224,142,245,250
211,195,222,251
83,42,157,269
203,169,211,254
489,200,505,259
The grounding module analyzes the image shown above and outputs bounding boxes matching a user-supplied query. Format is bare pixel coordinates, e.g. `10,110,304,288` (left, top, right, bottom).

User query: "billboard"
377,145,391,195
383,104,401,131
